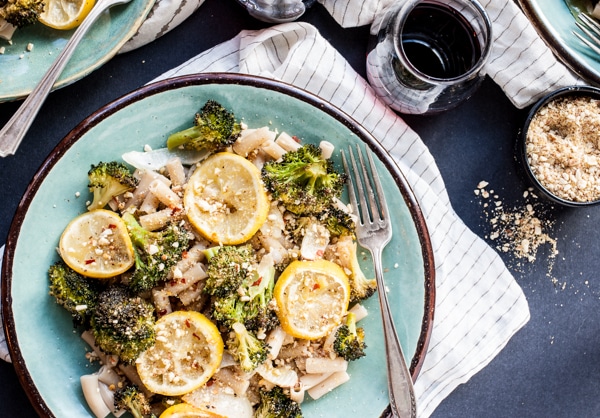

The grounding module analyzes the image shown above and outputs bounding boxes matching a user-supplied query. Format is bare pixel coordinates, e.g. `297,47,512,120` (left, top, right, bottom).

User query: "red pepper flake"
313,283,320,290
185,319,191,328
192,333,201,340
252,277,262,287
292,135,301,143
170,206,182,216
316,249,324,257
107,224,117,229
85,259,95,265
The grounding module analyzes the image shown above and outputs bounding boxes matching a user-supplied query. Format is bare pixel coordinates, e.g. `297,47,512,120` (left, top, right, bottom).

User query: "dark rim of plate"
1,73,436,418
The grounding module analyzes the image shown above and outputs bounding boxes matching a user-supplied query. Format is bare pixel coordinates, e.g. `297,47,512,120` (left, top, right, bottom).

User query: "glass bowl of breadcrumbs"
519,85,600,207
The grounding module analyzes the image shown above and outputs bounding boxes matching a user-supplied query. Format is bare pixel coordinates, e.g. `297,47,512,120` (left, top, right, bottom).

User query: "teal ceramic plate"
0,0,155,103
2,73,435,417
519,0,600,85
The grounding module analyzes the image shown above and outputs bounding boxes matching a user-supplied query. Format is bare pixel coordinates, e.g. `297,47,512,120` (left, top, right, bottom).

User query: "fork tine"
343,147,369,225
574,13,600,54
341,149,361,222
355,145,383,223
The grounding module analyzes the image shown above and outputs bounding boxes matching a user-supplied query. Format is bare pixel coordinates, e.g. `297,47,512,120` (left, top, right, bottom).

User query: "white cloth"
0,0,590,416
154,21,531,417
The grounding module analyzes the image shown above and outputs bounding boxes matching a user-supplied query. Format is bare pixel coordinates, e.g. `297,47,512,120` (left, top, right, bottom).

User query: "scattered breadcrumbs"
475,181,560,285
526,95,600,203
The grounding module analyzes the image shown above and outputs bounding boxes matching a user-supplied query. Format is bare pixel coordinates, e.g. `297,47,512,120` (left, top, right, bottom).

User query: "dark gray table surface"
2,0,600,417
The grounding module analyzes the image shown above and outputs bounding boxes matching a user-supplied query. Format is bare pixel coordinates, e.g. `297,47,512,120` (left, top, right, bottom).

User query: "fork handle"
373,247,417,418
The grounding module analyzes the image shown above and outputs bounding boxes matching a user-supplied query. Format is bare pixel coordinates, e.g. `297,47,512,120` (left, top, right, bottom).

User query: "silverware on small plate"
0,0,133,158
342,145,418,418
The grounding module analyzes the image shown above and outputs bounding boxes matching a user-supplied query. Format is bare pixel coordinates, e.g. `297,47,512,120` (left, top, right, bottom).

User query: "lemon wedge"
274,259,351,340
160,403,226,418
39,0,95,30
136,311,224,397
184,152,270,245
58,209,135,279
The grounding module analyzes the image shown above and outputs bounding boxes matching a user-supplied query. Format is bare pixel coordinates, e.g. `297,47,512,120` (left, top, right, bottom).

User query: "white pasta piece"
166,157,186,186
81,331,118,368
125,169,171,209
279,339,311,360
117,363,152,397
305,357,348,374
214,367,250,397
261,140,287,160
266,327,288,360
149,179,182,208
138,208,181,231
298,372,332,390
97,380,119,416
275,131,301,152
81,374,112,418
306,371,350,400
300,221,330,260
0,19,17,41
349,303,369,322
139,191,160,214
257,360,298,388
152,288,172,316
178,282,205,306
290,384,306,404
233,126,276,157
319,141,335,159
165,263,207,295
96,365,120,387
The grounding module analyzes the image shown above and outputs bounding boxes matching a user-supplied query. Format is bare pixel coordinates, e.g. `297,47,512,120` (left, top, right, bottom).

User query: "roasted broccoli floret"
262,144,346,215
254,386,303,418
113,384,152,418
87,161,138,211
166,100,241,152
317,206,356,238
123,212,191,294
333,235,376,303
91,285,156,363
211,254,278,332
333,312,366,361
227,322,269,372
203,244,257,298
48,260,100,327
0,0,45,28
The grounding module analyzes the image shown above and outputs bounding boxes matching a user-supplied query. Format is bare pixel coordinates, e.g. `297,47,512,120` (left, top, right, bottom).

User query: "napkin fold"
0,0,590,416
154,21,529,417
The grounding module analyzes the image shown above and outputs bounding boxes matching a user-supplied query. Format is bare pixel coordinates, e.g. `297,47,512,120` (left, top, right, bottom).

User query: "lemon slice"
39,0,95,30
58,209,135,279
160,403,226,418
184,152,270,245
274,259,351,340
136,311,224,397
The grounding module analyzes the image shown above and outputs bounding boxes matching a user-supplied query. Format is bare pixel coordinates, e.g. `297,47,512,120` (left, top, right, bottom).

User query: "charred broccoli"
123,212,191,294
317,206,356,238
203,244,257,298
166,100,241,152
262,144,346,216
227,322,269,372
91,285,156,363
254,386,303,418
211,254,278,332
113,384,152,418
0,0,45,28
87,161,138,211
333,312,366,361
48,260,100,327
333,235,376,303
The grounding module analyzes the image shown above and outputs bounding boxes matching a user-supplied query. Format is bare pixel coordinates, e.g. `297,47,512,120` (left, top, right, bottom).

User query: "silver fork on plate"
0,0,133,158
341,145,417,418
573,13,600,55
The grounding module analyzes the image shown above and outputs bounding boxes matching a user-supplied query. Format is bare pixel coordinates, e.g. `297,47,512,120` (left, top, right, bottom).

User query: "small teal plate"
0,0,155,103
519,0,600,85
2,73,435,417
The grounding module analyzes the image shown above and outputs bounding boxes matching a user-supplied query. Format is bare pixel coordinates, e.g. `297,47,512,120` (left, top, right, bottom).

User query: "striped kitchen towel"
152,20,532,417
